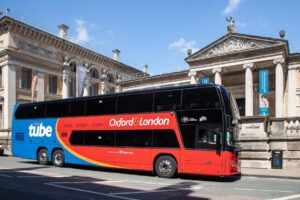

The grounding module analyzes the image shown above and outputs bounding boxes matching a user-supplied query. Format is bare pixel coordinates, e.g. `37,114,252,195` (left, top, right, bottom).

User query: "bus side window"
26,104,46,119
116,130,152,147
182,87,221,110
69,99,85,116
85,97,116,116
70,130,115,146
117,93,153,114
153,130,180,148
196,128,219,150
154,90,181,111
46,102,70,118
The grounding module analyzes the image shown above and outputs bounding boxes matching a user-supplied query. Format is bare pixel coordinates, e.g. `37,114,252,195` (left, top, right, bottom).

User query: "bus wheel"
37,149,48,165
52,149,65,167
155,156,177,178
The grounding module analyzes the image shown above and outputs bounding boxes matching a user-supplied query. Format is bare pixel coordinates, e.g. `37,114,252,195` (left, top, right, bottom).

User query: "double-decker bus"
12,84,240,178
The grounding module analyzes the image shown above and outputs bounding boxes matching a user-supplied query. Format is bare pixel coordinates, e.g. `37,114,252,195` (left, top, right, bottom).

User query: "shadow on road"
0,166,210,200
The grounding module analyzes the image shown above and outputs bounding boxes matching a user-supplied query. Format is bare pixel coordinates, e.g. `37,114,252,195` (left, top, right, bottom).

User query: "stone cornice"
0,16,142,75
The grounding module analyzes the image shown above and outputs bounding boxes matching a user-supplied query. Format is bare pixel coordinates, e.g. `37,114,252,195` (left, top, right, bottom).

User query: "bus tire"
52,149,65,167
155,156,177,178
37,148,48,165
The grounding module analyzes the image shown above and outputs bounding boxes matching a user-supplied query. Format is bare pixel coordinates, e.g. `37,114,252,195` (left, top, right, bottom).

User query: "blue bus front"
12,104,60,160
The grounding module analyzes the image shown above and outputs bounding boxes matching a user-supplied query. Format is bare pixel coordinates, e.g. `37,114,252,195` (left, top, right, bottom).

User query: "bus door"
182,125,223,175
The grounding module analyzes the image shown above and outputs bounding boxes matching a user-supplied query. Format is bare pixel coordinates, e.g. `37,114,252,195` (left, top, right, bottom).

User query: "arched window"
89,68,100,96
70,62,76,73
90,68,99,79
107,74,114,83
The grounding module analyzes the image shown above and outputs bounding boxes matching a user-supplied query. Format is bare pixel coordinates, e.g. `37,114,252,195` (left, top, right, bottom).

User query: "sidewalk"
242,167,300,180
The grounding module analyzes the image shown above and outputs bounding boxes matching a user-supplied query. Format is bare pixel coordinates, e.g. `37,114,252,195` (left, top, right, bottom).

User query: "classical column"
273,58,285,118
188,71,198,84
287,65,297,117
100,70,108,94
243,63,254,116
2,64,16,129
212,68,222,85
37,72,45,101
115,74,122,93
62,62,71,99
83,73,91,97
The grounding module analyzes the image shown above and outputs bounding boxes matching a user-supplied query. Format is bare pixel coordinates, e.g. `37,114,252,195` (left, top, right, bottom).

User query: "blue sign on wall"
259,107,269,116
259,70,269,94
259,70,269,116
200,77,210,85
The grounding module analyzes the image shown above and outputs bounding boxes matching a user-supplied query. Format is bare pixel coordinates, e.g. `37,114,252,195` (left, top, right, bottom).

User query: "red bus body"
56,113,239,176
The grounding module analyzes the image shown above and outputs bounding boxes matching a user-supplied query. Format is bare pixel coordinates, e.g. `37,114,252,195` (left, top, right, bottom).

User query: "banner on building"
31,73,38,102
76,65,87,97
200,77,210,85
259,70,269,116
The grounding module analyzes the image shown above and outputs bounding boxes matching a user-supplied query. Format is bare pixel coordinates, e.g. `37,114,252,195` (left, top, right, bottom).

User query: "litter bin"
272,150,283,169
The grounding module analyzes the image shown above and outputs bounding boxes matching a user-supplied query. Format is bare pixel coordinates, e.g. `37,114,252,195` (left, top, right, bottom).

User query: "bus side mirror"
216,132,222,152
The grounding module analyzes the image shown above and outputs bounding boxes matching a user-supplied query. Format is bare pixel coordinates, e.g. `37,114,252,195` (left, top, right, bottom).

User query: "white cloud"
223,0,241,15
70,19,91,44
168,38,198,54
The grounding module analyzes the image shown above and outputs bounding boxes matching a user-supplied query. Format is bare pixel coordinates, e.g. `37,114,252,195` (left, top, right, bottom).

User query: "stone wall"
238,117,300,169
0,129,11,151
270,118,300,168
237,116,271,169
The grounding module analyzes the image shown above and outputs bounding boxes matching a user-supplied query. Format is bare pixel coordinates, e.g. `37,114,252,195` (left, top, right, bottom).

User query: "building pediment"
186,33,288,62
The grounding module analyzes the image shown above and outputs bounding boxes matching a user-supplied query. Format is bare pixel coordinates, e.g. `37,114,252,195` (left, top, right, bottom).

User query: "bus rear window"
15,104,27,119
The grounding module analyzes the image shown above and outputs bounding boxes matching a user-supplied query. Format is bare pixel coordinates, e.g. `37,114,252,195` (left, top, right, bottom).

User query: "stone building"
0,16,142,130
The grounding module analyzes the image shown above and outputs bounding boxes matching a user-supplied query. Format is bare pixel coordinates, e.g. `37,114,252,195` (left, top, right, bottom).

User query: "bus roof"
16,84,225,106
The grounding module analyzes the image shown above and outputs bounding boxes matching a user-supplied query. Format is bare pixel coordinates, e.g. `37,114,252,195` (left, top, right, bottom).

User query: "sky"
1,0,300,75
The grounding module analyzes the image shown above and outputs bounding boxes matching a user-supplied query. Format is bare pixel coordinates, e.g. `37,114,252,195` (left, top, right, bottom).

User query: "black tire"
37,149,48,165
52,149,65,167
155,156,177,178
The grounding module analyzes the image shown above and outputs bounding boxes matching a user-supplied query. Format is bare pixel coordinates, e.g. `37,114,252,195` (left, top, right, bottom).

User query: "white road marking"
110,186,203,195
268,194,300,200
0,173,12,178
44,182,140,200
19,170,69,178
0,167,10,170
234,188,294,193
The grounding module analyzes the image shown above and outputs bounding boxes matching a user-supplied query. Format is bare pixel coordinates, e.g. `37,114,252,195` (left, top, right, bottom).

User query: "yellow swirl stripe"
55,119,123,169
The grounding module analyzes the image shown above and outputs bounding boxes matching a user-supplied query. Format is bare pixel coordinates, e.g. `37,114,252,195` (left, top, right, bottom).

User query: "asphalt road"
0,156,300,200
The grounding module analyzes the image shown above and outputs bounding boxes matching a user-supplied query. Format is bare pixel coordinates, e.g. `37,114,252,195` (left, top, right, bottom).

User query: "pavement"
3,149,300,180
241,167,300,180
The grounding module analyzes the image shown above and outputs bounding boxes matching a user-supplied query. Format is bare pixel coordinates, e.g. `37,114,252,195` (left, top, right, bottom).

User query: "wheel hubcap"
54,154,62,165
40,152,47,161
159,160,172,175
